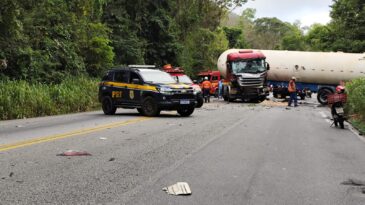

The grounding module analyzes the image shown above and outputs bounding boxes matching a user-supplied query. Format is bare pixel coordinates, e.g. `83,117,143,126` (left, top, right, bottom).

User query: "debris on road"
261,100,287,107
109,157,115,161
9,172,14,177
341,178,365,186
57,150,91,156
162,182,192,195
99,137,107,140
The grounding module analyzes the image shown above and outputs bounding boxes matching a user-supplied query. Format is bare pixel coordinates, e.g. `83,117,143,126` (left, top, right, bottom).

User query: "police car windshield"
140,70,176,84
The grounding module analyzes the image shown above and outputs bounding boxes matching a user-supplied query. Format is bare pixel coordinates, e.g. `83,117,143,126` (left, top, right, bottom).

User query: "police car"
98,65,196,117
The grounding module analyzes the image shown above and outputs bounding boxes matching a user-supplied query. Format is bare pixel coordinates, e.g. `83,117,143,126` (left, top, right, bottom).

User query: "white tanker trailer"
218,49,365,104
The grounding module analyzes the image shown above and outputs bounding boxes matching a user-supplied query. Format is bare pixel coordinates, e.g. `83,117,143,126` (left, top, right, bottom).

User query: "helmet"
291,76,296,80
336,85,345,93
204,77,208,80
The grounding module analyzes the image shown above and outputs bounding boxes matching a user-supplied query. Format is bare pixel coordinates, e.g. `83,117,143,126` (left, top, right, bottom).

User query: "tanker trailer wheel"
317,88,333,105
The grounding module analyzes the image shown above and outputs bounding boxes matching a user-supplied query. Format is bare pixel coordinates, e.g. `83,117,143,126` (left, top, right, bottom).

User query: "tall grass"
0,76,99,120
346,77,365,122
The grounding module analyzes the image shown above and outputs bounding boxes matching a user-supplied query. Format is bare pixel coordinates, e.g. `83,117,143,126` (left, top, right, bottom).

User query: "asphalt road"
1,96,365,205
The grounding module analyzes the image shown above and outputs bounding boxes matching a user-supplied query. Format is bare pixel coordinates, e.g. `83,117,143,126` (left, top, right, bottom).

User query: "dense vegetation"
0,0,364,120
346,77,365,132
0,77,99,120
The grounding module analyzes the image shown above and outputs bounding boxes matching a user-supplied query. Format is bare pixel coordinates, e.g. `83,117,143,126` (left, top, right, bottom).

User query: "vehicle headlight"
193,85,202,95
158,87,173,95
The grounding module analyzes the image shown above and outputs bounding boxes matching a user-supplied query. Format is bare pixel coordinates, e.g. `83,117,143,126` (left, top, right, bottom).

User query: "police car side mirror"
132,78,141,84
265,62,270,70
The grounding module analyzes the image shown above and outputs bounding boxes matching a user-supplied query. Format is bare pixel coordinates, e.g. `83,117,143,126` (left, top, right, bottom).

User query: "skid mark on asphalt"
0,117,151,152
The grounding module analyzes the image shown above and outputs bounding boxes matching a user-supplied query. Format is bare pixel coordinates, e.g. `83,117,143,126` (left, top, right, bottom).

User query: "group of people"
201,75,300,107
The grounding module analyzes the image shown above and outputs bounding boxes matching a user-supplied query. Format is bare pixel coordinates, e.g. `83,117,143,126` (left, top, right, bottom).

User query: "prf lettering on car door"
112,91,122,98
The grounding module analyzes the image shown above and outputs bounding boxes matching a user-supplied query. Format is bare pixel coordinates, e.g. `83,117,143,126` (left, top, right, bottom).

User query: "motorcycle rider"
330,85,346,128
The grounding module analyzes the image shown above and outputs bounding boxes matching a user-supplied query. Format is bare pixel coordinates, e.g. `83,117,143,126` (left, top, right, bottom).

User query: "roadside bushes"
0,76,99,120
346,77,365,122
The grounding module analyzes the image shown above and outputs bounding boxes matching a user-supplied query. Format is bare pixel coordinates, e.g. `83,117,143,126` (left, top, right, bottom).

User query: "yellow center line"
0,117,151,152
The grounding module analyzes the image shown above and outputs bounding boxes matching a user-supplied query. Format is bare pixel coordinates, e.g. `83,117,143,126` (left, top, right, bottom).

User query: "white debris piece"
99,137,107,140
162,182,192,195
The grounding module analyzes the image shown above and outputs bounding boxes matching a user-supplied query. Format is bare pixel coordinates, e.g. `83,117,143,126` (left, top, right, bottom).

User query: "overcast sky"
233,0,334,27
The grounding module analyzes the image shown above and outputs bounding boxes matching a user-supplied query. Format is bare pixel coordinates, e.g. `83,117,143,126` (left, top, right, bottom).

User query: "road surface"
1,97,365,205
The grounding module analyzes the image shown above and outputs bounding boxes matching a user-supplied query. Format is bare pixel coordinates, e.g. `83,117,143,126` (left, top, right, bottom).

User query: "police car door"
128,71,142,105
112,70,129,105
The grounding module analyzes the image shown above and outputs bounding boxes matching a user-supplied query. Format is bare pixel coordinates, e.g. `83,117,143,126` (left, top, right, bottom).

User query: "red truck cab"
197,70,222,96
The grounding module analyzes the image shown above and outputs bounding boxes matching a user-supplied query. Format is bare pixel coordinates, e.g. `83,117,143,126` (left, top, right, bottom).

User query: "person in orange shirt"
288,76,298,107
202,77,212,103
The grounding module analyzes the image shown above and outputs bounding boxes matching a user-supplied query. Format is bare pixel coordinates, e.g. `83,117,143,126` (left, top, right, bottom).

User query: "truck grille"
239,77,263,86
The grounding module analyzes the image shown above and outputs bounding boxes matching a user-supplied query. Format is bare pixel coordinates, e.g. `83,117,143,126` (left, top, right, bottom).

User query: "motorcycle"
328,86,346,129
331,101,346,129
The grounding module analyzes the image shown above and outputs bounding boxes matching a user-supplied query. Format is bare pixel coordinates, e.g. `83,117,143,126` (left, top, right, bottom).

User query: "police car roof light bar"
128,65,156,69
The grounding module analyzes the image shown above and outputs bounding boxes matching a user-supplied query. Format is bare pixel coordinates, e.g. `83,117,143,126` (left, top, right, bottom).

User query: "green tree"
223,27,247,48
305,24,333,51
329,0,365,52
178,28,228,75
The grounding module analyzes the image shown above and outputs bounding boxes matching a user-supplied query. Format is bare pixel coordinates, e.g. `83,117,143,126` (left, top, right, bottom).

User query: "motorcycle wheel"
339,119,345,129
334,118,338,127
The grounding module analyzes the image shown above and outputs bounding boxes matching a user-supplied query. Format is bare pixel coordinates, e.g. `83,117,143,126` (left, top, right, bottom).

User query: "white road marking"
320,111,327,119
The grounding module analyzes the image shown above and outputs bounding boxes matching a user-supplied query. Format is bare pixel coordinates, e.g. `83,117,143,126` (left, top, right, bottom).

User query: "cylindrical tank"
218,49,365,84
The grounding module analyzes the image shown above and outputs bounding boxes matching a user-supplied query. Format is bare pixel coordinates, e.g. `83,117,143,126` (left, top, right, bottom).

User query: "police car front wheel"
102,96,117,115
177,107,194,117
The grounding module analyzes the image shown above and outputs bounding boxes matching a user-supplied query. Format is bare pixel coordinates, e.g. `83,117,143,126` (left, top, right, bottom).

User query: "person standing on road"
288,76,298,107
218,79,223,99
202,77,212,103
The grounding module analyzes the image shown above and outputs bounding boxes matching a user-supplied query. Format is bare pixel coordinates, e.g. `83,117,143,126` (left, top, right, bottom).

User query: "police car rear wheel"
177,107,194,117
142,96,160,117
102,96,117,115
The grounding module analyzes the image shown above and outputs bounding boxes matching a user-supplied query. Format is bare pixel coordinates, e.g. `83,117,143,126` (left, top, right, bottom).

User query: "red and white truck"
217,50,270,102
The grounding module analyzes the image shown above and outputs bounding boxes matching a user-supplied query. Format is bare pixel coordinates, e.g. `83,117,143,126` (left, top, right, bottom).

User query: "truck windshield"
140,70,176,84
198,75,210,83
174,75,193,84
231,59,266,74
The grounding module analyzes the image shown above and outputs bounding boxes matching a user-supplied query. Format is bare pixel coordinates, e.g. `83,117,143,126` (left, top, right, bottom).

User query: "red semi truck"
217,50,270,102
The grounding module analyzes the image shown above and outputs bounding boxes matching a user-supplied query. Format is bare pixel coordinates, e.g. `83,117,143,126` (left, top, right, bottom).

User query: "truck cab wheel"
177,107,195,117
102,96,117,115
142,96,160,117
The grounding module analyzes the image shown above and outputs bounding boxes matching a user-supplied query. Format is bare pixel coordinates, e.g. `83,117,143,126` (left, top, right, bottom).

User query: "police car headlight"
158,87,173,95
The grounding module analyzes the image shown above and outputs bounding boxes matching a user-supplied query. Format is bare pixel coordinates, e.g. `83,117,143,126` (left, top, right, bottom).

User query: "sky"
233,0,334,27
